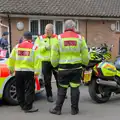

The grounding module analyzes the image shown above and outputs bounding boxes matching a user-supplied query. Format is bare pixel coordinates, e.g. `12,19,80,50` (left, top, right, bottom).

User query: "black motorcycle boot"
49,107,61,115
71,108,79,115
47,96,54,102
71,87,80,115
49,87,67,115
49,95,66,115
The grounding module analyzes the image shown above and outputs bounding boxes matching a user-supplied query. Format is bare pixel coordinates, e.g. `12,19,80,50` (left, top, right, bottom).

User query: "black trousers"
15,71,35,110
42,61,58,97
55,69,81,110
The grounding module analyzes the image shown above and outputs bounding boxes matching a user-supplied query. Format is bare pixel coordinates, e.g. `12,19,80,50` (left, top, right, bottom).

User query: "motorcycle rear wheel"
89,78,111,103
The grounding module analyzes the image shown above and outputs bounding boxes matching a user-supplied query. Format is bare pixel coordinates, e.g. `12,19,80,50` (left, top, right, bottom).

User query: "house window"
116,21,120,32
30,20,39,35
29,19,79,35
40,20,53,35
74,20,79,31
55,21,63,34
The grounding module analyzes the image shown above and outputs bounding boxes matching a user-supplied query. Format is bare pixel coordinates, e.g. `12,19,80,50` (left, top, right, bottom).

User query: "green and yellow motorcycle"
82,44,120,103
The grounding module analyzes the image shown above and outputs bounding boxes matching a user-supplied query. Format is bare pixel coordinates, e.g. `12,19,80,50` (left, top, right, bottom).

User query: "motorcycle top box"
93,62,117,79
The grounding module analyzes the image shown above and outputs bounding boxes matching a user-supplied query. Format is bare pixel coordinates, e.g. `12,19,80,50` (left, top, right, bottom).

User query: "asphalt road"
0,82,120,120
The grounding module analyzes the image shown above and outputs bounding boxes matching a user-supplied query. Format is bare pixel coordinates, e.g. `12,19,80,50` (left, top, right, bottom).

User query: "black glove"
53,66,58,70
81,64,86,68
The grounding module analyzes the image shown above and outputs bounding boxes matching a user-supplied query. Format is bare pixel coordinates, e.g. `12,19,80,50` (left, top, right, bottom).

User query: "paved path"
0,83,120,120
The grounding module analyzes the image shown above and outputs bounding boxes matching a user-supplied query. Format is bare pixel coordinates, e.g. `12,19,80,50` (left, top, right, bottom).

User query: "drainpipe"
118,37,120,55
0,24,1,38
0,17,2,37
7,14,12,52
85,20,88,43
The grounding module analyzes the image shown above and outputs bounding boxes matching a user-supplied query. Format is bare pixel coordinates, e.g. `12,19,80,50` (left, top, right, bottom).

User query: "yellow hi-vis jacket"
34,34,58,62
51,31,90,68
7,40,41,75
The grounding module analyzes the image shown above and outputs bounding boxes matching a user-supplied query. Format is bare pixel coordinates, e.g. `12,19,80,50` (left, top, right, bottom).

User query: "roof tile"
0,0,120,17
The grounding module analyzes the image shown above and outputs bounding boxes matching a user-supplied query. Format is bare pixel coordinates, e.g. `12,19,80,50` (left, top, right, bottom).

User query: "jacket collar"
43,34,57,38
23,40,32,43
64,28,75,32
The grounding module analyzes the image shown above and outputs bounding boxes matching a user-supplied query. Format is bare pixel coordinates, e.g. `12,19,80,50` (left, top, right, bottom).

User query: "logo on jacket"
18,50,30,56
64,41,77,46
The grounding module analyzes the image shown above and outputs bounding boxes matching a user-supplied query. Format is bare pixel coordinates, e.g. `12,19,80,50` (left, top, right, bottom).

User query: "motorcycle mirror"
101,44,103,47
111,44,114,47
104,43,108,47
109,44,114,51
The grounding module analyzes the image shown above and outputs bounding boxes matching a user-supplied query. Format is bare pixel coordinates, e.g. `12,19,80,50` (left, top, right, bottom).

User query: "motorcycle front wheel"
88,78,111,103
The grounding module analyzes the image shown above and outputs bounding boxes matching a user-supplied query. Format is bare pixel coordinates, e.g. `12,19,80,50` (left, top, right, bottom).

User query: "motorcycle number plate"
83,69,92,83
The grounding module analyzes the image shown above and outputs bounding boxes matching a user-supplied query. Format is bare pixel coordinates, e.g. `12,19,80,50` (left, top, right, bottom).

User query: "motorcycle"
82,43,117,103
82,43,112,84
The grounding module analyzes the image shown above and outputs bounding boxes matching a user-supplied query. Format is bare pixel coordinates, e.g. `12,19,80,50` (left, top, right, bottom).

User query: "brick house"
0,0,120,58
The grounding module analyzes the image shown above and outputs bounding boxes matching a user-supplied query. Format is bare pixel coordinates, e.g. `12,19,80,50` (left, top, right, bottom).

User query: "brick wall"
79,20,120,59
1,17,119,59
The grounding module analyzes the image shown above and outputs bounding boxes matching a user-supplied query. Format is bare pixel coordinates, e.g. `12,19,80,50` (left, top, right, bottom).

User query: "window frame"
29,19,79,35
29,19,40,37
54,20,64,34
74,20,79,31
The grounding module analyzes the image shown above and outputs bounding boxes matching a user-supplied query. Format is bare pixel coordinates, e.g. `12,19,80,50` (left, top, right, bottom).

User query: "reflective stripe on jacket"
7,40,41,75
50,31,89,68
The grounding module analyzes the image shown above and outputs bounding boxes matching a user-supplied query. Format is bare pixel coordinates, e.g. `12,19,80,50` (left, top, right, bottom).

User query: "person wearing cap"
49,20,89,115
0,32,9,48
7,31,40,113
0,32,9,57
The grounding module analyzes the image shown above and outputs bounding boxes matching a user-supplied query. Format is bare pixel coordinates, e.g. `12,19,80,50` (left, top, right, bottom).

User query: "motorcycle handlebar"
90,43,114,53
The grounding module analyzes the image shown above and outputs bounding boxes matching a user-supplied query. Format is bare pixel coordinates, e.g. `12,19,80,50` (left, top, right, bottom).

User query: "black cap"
2,32,9,36
23,31,32,38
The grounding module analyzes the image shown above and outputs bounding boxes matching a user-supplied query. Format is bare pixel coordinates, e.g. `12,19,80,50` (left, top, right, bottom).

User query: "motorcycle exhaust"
96,78,120,88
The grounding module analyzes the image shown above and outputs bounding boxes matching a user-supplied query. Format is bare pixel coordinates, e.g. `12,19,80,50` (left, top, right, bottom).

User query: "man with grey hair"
64,20,76,29
34,23,58,102
49,20,89,115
